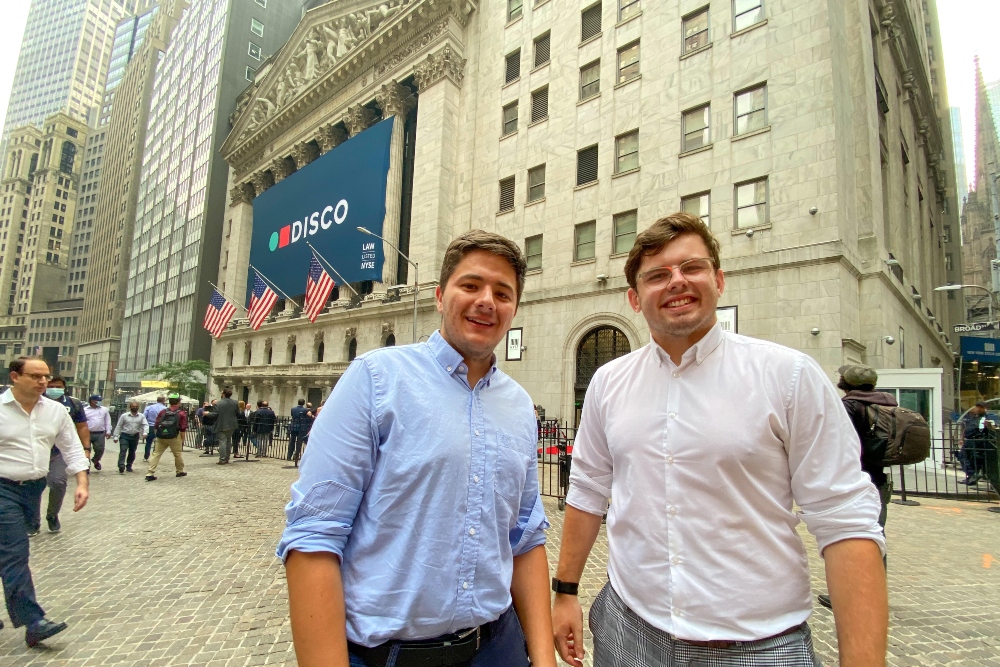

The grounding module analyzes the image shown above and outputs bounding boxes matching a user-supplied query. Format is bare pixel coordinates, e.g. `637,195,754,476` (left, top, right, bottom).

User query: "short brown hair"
624,212,721,289
439,230,528,304
9,356,50,376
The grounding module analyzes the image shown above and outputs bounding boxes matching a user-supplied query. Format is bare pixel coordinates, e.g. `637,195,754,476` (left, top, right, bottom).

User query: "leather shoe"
145,475,156,481
93,461,102,471
25,618,67,647
817,594,832,609
176,472,187,477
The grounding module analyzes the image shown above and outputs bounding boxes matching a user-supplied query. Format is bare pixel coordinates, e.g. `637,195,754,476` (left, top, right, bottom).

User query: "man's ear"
435,284,444,314
627,287,642,314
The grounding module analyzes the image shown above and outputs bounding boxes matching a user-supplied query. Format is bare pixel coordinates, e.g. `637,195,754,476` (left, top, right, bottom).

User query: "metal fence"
538,421,575,508
181,416,307,465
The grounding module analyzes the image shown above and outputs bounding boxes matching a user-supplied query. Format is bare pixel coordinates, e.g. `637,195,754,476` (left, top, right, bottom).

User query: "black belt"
348,614,501,667
0,476,45,487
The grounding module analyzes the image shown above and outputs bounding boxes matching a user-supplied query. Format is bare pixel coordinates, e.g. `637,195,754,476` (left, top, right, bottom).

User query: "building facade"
25,299,83,381
213,0,963,430
114,0,311,395
950,107,968,215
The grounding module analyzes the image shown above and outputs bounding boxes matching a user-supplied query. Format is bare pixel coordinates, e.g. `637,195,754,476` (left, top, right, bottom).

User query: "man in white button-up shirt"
1,357,90,647
552,214,887,667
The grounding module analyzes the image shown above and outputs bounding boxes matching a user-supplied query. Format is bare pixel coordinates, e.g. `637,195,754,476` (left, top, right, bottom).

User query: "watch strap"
551,578,579,595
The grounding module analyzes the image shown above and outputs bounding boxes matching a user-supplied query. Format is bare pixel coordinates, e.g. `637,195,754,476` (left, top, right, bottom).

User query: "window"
898,326,905,367
733,0,764,32
617,41,640,83
245,66,257,82
251,18,264,37
248,42,262,60
575,221,597,261
254,0,266,6
615,130,639,173
508,0,523,22
683,7,709,52
734,84,766,134
613,210,637,254
582,2,602,41
348,338,357,361
577,145,599,185
528,164,545,202
502,102,519,136
619,0,640,22
945,253,953,271
534,32,550,68
735,177,768,228
499,177,516,212
505,49,521,84
943,225,951,243
525,234,543,270
679,107,714,155
531,86,549,123
580,60,601,99
681,192,711,226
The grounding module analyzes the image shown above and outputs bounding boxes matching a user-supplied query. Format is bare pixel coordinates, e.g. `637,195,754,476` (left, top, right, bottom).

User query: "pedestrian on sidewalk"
29,376,90,536
84,395,112,471
251,401,275,457
142,396,166,461
112,401,148,474
551,213,886,667
280,231,553,667
959,402,993,485
1,356,90,647
214,389,240,464
194,402,207,449
146,394,188,481
287,399,308,461
201,401,218,455
234,400,249,457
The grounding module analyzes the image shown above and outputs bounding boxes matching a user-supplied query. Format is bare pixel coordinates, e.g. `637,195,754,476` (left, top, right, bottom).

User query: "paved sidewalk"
1,442,997,666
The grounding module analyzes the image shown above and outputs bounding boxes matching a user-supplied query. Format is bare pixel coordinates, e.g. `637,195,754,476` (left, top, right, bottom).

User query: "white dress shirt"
567,323,885,641
113,412,149,438
0,391,90,481
84,404,112,433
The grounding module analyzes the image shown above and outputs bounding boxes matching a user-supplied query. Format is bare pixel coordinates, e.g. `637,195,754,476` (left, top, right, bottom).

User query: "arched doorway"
574,326,631,425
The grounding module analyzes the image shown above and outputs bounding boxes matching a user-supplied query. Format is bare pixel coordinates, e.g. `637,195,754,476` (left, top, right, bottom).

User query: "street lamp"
357,226,419,343
934,283,998,321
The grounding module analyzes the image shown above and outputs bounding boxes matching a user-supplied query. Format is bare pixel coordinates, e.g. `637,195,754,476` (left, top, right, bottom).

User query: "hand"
553,593,585,666
73,487,89,512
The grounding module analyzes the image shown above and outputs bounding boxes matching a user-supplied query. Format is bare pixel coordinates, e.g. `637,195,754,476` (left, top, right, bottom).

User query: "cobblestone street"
1,442,998,666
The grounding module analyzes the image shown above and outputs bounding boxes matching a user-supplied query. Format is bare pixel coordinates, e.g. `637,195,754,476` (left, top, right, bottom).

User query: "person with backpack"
146,394,188,481
251,400,276,457
959,402,993,485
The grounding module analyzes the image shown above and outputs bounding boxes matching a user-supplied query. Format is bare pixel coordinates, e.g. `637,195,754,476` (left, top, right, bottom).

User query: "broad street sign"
954,322,999,333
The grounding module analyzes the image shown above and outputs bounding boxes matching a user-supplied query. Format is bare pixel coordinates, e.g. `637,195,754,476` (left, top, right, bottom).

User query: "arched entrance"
574,326,631,425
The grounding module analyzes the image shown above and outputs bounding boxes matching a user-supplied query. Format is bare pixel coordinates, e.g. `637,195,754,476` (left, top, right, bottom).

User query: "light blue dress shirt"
277,331,548,646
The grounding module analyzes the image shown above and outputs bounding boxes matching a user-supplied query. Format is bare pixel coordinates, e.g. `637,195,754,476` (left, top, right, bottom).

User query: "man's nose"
664,267,689,291
474,287,497,309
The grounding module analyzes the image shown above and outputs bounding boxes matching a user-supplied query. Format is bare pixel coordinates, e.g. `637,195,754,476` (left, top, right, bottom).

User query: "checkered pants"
589,583,822,667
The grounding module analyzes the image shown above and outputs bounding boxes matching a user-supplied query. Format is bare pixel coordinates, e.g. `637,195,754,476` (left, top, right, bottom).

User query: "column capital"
270,156,294,183
316,124,347,154
344,104,377,137
229,182,255,206
292,142,320,169
413,44,467,92
250,170,274,197
375,80,416,118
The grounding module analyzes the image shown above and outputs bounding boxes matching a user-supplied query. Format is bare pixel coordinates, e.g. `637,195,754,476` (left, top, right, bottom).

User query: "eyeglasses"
22,373,53,382
636,257,716,288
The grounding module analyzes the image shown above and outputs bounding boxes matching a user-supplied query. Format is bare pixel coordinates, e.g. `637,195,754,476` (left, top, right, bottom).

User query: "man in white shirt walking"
551,213,888,667
112,401,149,473
1,357,90,647
84,395,112,471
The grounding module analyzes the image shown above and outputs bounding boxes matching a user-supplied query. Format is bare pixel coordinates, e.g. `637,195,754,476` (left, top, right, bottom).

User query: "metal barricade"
538,421,575,509
887,424,999,504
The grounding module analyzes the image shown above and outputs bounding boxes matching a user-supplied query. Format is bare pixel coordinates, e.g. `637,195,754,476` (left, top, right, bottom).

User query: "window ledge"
731,19,767,39
533,0,550,7
571,258,597,266
527,117,548,128
578,92,601,106
731,223,771,236
579,34,602,49
530,61,550,74
502,77,520,90
731,125,771,142
609,251,629,259
680,43,712,61
500,130,518,141
612,167,640,179
505,15,523,29
574,181,598,192
497,208,515,216
614,74,641,90
526,267,543,275
616,11,642,28
525,197,546,207
679,144,713,158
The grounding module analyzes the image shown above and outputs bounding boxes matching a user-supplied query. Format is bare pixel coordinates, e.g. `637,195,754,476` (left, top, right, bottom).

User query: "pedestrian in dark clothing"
287,399,309,461
960,402,993,485
214,389,240,464
234,400,250,457
251,401,276,457
201,404,218,455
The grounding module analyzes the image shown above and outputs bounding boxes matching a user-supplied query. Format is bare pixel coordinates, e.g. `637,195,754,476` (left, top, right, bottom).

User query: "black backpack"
156,409,182,439
865,404,932,466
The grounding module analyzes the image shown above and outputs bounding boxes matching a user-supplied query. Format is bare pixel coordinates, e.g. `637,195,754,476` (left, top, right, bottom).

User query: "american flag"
247,272,278,330
203,289,236,338
304,254,335,323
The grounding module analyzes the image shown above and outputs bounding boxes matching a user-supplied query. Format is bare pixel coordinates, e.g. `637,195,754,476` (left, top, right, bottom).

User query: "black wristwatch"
551,578,579,595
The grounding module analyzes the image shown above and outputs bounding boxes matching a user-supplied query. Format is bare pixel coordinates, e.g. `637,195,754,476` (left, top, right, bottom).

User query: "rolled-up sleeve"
510,447,549,556
565,375,613,516
55,408,89,476
786,357,886,556
276,359,379,562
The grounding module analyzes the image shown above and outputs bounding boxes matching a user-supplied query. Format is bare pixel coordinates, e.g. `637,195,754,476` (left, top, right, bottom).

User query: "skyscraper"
950,107,969,215
0,0,140,153
986,80,1000,140
115,0,308,393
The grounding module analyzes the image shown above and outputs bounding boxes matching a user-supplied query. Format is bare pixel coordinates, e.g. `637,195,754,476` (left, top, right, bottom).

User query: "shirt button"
446,366,453,372
459,365,466,373
666,455,674,464
672,372,680,378
469,527,476,536
474,429,480,436
473,475,480,483
672,556,682,565
669,412,677,419
668,506,677,515
462,581,469,590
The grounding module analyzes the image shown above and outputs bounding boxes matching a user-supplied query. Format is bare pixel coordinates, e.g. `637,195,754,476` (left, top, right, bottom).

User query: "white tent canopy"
126,390,199,405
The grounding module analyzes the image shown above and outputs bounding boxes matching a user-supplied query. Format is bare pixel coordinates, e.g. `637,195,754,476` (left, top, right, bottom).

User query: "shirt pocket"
494,432,532,527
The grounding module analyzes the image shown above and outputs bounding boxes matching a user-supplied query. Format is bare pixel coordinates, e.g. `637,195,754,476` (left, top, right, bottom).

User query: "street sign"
140,380,171,388
960,336,1000,362
954,322,999,333
505,327,523,361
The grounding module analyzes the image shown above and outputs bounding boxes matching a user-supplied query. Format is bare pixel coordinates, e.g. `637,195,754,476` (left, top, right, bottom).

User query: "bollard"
892,463,920,506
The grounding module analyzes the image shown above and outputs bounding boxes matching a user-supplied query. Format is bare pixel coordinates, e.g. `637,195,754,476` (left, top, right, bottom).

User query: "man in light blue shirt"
142,396,167,461
279,231,555,667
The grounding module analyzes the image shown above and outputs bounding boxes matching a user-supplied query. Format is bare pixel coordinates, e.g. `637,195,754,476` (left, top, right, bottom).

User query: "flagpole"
249,264,302,307
305,242,360,296
208,282,249,313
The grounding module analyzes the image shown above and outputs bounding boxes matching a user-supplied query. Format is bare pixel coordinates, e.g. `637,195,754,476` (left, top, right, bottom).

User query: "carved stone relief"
292,142,320,169
316,124,348,154
412,43,467,91
345,104,377,137
229,182,255,206
270,156,294,182
251,170,275,197
375,80,415,118
345,327,358,339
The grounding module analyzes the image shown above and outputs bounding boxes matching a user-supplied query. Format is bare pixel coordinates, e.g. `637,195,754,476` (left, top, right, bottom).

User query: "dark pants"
287,431,302,460
0,478,47,628
347,607,528,667
959,441,987,478
46,448,68,523
90,431,107,465
118,433,140,470
233,429,244,457
144,430,157,460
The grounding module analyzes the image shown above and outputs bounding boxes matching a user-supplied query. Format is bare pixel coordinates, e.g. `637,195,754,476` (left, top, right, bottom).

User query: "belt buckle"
455,626,481,650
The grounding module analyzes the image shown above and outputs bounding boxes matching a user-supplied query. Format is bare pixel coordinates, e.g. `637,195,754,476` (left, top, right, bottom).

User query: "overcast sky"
0,0,995,188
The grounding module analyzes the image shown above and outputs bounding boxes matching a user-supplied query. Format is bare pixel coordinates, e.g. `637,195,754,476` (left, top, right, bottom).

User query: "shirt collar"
0,390,16,405
651,322,726,367
426,330,498,386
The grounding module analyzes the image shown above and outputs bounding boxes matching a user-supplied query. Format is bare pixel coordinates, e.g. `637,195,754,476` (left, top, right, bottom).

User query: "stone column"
374,80,416,287
228,181,257,318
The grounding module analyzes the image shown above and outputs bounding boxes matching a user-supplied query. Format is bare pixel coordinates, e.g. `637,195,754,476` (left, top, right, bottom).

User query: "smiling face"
627,233,725,350
435,249,519,364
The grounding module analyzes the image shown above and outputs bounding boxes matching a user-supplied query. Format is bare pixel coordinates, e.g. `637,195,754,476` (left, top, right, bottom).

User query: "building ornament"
270,156,294,182
314,330,325,344
381,322,394,334
344,104,377,137
292,141,320,169
374,80,416,118
345,326,357,339
229,182,255,206
287,334,297,346
315,123,348,154
412,43,467,91
250,170,274,197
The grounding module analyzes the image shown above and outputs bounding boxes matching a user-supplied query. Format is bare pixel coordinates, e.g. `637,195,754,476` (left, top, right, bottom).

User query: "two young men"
282,220,888,667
